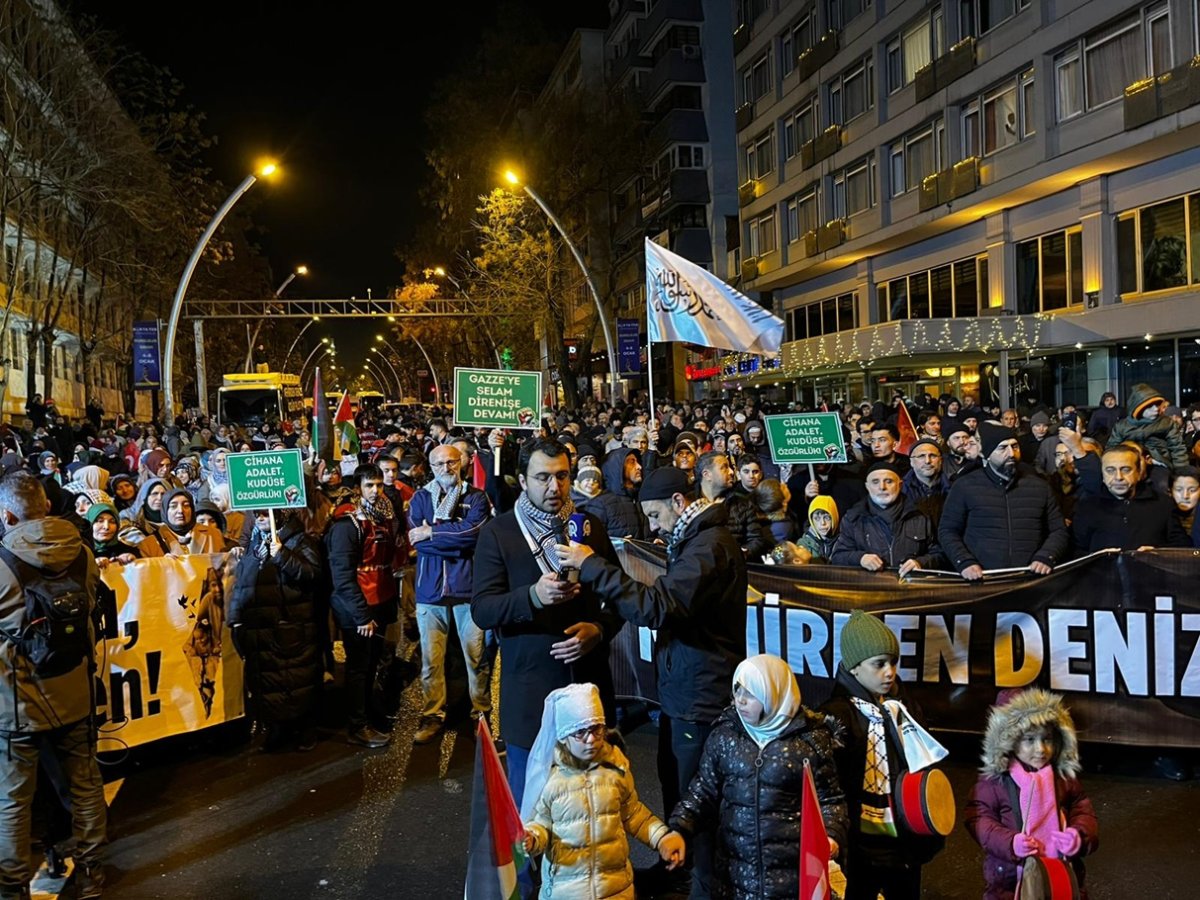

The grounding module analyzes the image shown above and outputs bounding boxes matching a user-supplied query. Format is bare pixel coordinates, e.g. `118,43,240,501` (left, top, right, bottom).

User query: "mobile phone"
1061,412,1077,431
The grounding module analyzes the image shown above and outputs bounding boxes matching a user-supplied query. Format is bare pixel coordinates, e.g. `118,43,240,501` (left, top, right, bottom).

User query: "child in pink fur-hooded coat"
964,688,1099,900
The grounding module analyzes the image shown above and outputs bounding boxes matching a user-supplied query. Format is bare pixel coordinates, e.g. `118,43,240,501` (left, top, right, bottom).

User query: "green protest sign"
225,449,308,511
453,367,542,429
763,412,848,465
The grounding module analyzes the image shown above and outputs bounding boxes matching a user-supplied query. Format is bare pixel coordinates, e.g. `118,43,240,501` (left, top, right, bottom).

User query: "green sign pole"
226,448,308,512
762,412,848,466
452,367,543,429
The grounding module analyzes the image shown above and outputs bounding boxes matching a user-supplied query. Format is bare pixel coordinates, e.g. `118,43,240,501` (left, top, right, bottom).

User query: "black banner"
610,542,1200,748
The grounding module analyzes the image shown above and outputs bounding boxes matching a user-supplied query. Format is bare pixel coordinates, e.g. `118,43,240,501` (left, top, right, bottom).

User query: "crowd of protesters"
4,379,1199,898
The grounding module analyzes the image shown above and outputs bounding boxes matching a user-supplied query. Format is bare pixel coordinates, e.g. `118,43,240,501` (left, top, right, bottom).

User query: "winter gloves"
1012,828,1082,859
1012,833,1042,858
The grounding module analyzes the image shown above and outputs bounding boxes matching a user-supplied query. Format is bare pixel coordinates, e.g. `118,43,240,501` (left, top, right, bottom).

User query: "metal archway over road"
183,295,513,318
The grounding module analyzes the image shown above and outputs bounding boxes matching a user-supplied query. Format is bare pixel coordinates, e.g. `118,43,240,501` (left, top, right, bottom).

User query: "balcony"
915,37,977,101
733,24,751,56
614,201,642,240
796,31,838,81
671,227,712,265
1124,58,1200,130
738,178,761,207
742,257,759,281
734,101,755,132
643,48,706,105
644,0,702,44
642,169,710,219
800,125,841,169
918,157,979,210
608,47,652,85
606,0,646,40
648,108,709,151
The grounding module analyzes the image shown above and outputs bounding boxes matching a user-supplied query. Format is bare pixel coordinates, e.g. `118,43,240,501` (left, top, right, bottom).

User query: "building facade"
725,0,1200,411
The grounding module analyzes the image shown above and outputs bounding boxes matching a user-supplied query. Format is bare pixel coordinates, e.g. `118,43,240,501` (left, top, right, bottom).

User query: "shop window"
1117,195,1196,295
791,292,858,340
1118,340,1176,404
931,265,954,318
910,272,931,318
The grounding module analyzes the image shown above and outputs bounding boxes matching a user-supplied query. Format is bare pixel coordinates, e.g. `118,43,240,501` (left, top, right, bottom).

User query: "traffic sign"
762,412,848,465
452,367,541,429
226,449,308,511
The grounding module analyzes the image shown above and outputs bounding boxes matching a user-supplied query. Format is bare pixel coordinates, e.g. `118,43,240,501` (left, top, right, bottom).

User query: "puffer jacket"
228,520,324,724
938,463,1068,572
671,707,849,899
0,518,99,732
721,492,774,561
585,449,647,540
407,483,491,604
830,497,945,570
525,741,669,900
1107,413,1189,470
965,689,1099,900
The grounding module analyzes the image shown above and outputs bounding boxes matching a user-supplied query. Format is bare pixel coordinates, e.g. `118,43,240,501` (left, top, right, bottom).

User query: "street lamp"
299,338,333,383
377,332,441,404
502,168,620,403
429,266,502,367
282,314,322,372
363,359,394,396
370,346,403,398
246,263,309,371
162,158,281,420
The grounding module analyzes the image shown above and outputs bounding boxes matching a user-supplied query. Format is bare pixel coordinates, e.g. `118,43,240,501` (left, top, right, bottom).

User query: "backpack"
0,546,92,678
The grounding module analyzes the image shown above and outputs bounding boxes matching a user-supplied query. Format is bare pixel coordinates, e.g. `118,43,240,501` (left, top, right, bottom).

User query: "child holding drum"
820,610,952,900
966,688,1099,900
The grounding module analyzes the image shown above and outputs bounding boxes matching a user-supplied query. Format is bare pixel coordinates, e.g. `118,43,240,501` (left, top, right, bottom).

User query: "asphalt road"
99,655,1200,899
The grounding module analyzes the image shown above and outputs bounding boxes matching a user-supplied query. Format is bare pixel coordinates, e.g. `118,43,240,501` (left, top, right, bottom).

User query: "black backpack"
0,546,92,678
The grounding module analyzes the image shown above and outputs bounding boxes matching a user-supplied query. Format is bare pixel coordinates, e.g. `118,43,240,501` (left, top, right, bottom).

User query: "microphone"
562,512,590,583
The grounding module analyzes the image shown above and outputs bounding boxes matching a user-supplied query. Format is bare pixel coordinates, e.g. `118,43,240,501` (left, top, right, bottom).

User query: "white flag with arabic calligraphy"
644,238,785,353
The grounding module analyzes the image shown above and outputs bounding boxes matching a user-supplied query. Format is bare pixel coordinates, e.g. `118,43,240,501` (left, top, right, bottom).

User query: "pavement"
91,652,1200,900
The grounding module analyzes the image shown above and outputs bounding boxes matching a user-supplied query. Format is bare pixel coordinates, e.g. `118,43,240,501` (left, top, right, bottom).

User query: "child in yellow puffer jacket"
521,683,685,899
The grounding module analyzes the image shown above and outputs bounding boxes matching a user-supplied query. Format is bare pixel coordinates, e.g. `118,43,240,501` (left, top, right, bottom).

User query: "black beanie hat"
638,466,691,502
978,422,1017,457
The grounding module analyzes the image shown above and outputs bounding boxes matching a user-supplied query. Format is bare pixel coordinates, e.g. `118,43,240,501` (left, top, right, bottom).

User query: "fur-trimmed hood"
981,688,1080,779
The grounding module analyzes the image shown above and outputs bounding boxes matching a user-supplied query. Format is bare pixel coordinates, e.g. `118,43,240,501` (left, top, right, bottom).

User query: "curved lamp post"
377,332,440,404
431,266,503,367
503,169,620,403
363,359,396,397
162,160,280,419
245,264,308,371
282,314,321,372
370,346,403,398
300,341,335,387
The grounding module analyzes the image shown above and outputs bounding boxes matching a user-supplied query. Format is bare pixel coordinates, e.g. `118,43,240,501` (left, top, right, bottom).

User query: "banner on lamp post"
617,318,641,374
132,320,162,390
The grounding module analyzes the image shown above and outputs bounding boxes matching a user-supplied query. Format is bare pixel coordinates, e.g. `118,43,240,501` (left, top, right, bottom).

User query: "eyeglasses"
528,471,571,485
429,461,460,470
568,724,605,742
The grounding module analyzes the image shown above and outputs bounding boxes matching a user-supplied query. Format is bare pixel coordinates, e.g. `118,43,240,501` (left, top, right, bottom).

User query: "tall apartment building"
727,0,1200,411
605,0,739,400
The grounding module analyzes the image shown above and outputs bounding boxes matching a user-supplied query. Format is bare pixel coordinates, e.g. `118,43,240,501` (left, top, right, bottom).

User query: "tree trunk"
24,327,39,410
40,332,55,404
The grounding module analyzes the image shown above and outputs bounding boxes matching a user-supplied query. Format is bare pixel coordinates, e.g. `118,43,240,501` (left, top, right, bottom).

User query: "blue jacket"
408,483,492,604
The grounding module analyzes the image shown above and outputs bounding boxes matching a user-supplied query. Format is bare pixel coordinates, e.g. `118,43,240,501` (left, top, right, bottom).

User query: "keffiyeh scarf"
668,497,712,557
424,478,464,521
357,493,395,526
515,492,574,576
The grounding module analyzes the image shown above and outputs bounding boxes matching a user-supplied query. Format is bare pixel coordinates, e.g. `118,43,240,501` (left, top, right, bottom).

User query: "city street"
94,657,1199,900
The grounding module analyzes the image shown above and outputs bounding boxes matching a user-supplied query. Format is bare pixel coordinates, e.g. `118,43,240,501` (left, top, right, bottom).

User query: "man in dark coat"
470,438,622,812
585,447,647,539
832,460,945,574
229,509,324,751
1070,446,1190,554
325,464,397,749
901,438,952,528
696,450,772,561
556,466,748,899
939,423,1069,580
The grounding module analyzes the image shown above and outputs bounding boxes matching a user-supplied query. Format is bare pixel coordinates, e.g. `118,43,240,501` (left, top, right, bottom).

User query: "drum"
1017,856,1080,900
892,769,955,837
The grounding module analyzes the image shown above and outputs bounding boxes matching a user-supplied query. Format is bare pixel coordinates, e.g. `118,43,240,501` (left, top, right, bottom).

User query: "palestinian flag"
312,367,334,465
333,390,359,459
465,718,527,899
895,399,919,456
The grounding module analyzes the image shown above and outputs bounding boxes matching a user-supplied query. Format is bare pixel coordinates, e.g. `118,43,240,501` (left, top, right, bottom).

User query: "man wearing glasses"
471,438,622,814
408,445,492,745
902,438,952,527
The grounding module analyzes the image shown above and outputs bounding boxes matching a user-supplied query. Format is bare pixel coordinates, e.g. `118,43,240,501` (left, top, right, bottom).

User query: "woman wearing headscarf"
172,458,204,503
671,654,848,899
228,507,325,751
198,448,230,503
140,447,173,484
109,474,137,514
87,503,140,566
138,487,225,557
121,477,168,531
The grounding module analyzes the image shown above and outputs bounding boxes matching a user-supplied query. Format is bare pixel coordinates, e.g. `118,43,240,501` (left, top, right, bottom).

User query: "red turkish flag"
895,400,919,456
799,760,831,900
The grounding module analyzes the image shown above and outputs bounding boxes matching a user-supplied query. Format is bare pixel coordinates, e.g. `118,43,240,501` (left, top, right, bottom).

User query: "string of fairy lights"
718,314,1051,381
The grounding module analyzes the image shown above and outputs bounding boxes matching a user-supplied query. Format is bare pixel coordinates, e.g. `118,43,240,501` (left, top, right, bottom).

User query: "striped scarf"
667,497,712,557
424,477,465,521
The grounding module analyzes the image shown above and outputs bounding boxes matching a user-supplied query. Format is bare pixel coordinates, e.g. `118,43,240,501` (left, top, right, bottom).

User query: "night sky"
82,0,610,299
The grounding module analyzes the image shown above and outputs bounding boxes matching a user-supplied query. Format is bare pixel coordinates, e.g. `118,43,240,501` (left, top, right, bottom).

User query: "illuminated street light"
283,314,323,372
501,167,620,402
371,346,403,397
163,158,282,418
246,263,310,371
299,338,333,383
377,331,440,404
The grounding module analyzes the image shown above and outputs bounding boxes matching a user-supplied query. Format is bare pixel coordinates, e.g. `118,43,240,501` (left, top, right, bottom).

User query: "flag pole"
647,337,654,424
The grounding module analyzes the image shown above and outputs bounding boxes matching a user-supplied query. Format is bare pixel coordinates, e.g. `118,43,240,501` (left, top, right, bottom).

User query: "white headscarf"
520,683,605,820
733,654,802,750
